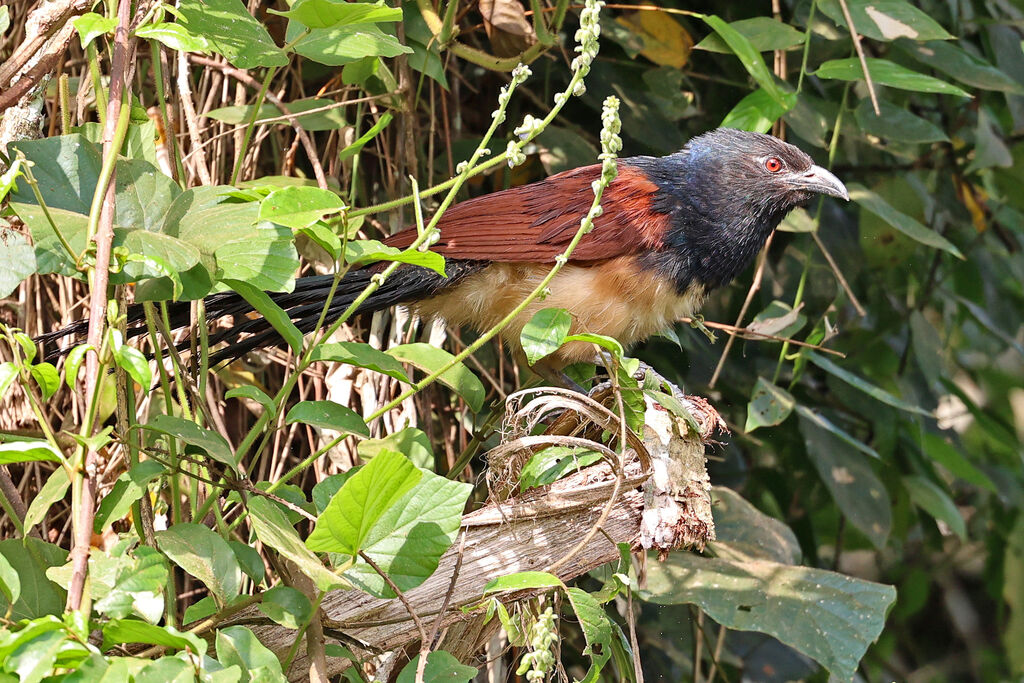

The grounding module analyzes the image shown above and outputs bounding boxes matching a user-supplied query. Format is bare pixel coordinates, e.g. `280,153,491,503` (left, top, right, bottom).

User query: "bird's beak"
792,165,849,201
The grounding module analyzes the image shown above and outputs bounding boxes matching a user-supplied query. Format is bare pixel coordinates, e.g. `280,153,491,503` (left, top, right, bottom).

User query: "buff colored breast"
412,256,704,367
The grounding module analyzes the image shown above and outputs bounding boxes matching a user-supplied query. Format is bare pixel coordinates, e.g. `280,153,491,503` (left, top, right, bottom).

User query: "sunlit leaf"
815,58,971,97
521,308,572,365
156,523,242,604
306,450,422,557
387,343,485,412
817,0,952,41
285,400,370,436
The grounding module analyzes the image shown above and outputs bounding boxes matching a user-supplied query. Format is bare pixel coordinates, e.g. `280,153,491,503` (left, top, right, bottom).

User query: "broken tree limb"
228,394,724,680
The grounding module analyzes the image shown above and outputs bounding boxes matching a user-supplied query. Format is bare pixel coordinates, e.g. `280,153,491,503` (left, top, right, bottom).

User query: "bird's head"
641,128,850,291
683,128,848,216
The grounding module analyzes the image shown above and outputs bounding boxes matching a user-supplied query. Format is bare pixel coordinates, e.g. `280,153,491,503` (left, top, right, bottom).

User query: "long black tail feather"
36,261,485,365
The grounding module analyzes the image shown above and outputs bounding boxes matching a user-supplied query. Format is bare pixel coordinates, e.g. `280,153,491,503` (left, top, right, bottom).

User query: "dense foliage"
0,0,1022,680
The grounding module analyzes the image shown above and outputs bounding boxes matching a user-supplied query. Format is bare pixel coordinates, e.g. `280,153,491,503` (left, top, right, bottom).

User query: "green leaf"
113,344,151,388
258,585,313,629
310,342,410,382
157,186,298,297
720,88,794,133
344,239,446,276
744,378,795,432
30,363,59,401
23,469,70,533
919,432,996,492
0,539,68,620
483,571,563,593
711,486,801,565
338,112,394,161
817,0,952,41
144,414,238,471
176,0,288,68
183,596,218,625
73,12,117,48
806,351,932,416
749,300,806,338
289,22,412,66
0,226,37,298
94,460,165,532
206,98,348,131
1004,515,1024,674
0,440,62,465
94,546,169,623
246,496,348,591
387,343,485,412
639,554,897,682
0,552,20,606
520,308,572,365
102,619,206,653
397,651,477,683
134,657,194,682
357,427,433,468
695,17,804,53
215,626,284,680
562,332,625,359
134,22,211,53
343,468,472,597
258,186,346,229
815,58,971,97
306,450,422,557
902,475,967,539
565,587,614,680
848,183,963,258
156,523,243,604
297,222,343,261
229,540,266,585
6,628,67,683
897,39,1024,94
798,410,891,548
854,98,949,144
222,278,304,355
226,385,277,420
285,400,370,437
63,344,93,389
519,446,602,492
0,362,16,399
795,406,881,459
14,332,36,363
701,14,791,108
270,0,401,29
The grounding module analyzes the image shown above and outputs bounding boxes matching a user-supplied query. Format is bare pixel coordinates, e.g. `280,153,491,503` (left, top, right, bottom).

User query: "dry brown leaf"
615,9,693,69
479,0,537,58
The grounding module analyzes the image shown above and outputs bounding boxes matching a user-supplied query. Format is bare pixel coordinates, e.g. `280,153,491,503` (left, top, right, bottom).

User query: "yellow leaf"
955,177,988,233
615,10,693,69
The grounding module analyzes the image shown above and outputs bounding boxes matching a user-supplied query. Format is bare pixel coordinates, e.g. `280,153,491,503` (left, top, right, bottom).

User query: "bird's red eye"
765,157,783,173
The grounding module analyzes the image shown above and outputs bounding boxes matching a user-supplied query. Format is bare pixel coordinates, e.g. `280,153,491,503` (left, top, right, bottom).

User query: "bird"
39,129,848,386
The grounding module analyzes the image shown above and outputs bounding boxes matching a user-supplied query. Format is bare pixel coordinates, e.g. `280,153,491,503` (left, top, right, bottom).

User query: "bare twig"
837,0,880,115
176,50,213,186
681,316,846,357
709,233,774,388
68,0,138,611
187,55,329,190
811,231,867,317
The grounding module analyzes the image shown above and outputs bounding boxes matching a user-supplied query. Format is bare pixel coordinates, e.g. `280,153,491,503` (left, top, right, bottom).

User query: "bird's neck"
629,155,789,294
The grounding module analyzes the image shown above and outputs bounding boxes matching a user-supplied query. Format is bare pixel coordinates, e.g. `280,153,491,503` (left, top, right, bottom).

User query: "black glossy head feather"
631,128,848,292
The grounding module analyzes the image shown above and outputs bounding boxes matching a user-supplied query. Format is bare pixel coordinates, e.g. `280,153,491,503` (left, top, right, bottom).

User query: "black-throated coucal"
40,129,848,380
